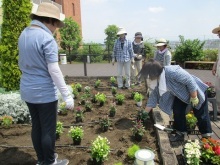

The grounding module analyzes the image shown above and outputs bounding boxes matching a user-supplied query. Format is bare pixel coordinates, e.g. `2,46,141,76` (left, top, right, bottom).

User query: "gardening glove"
190,96,199,107
63,94,74,110
112,58,115,65
137,54,142,60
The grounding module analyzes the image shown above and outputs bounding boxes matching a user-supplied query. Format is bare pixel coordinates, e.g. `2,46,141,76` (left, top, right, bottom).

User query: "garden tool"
154,124,183,135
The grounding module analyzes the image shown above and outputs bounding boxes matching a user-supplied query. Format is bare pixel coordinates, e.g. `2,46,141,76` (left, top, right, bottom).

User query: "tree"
0,0,32,90
59,17,81,63
104,25,118,51
173,35,205,64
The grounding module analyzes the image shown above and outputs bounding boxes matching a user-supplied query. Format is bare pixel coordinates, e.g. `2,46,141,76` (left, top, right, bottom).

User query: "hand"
190,96,199,107
112,58,115,66
63,95,74,110
137,55,142,60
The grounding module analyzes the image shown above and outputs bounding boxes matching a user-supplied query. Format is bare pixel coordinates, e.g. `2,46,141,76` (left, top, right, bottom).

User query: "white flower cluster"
0,92,30,124
184,139,201,165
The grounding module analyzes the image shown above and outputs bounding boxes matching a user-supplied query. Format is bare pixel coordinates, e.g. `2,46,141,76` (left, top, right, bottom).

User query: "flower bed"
0,78,162,165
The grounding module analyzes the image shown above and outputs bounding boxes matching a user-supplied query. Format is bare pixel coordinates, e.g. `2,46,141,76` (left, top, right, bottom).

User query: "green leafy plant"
0,115,13,128
134,92,143,102
111,87,117,95
131,120,146,136
56,121,63,136
137,109,149,124
95,93,106,105
75,83,82,92
95,79,101,88
186,111,198,129
127,144,140,159
114,162,123,165
115,93,125,104
80,93,89,105
110,76,116,84
85,100,93,111
72,88,79,99
84,86,91,94
75,106,84,118
184,139,201,165
201,138,220,164
90,136,110,162
109,102,117,113
68,126,84,141
58,102,68,115
100,115,111,130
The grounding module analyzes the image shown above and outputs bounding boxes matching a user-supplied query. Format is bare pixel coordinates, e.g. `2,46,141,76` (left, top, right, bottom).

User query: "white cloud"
148,7,165,13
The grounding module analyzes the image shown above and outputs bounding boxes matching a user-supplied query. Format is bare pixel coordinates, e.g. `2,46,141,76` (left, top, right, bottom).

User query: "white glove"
134,54,138,57
137,55,142,60
112,58,115,65
131,58,135,64
63,95,74,110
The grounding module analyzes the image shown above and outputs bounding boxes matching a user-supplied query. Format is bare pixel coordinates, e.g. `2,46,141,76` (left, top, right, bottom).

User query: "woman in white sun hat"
112,27,135,89
212,25,220,115
18,2,72,165
154,38,172,66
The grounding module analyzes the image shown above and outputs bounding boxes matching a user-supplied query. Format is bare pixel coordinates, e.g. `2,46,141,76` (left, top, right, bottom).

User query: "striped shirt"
147,65,208,115
154,49,171,66
112,38,134,62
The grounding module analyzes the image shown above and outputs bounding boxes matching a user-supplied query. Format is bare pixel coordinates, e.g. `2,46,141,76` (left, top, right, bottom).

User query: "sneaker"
169,133,184,142
36,153,58,165
47,159,69,165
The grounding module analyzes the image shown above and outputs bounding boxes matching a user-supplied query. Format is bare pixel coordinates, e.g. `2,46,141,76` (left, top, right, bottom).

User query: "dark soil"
0,77,162,165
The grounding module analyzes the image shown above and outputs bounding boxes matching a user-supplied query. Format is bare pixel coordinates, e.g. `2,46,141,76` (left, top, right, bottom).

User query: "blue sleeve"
43,38,59,63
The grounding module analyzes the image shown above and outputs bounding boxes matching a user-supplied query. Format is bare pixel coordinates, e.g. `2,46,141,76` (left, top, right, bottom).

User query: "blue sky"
81,0,220,43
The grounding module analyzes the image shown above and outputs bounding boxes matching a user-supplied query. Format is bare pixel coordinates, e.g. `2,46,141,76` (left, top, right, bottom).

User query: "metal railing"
32,0,63,13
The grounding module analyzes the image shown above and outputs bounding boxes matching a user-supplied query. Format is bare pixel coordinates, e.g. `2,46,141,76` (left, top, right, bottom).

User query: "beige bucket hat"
154,38,168,47
30,2,64,28
117,27,127,36
212,25,220,34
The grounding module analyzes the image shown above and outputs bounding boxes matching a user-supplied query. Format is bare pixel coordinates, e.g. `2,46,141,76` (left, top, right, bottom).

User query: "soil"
0,78,162,165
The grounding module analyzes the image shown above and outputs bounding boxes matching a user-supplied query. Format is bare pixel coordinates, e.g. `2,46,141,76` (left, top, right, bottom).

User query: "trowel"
154,124,183,135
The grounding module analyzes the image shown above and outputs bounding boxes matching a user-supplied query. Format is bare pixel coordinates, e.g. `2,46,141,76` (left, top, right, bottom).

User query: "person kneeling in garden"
140,59,212,142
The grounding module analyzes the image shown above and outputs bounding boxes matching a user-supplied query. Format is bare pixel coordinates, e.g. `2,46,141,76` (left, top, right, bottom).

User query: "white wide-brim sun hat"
212,25,220,34
30,2,64,28
117,27,127,36
154,38,168,46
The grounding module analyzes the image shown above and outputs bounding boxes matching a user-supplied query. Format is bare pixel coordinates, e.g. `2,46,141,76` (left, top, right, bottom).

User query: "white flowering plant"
184,139,201,165
90,136,110,162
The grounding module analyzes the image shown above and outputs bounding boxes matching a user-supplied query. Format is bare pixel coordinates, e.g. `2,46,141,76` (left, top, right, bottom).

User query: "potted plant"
80,93,89,105
131,90,136,99
75,107,84,123
58,102,68,115
111,87,117,95
99,115,111,132
131,120,146,142
115,93,125,105
75,83,82,92
110,76,116,86
56,121,63,140
207,86,216,98
109,102,117,117
134,92,143,107
95,93,106,106
90,136,110,165
84,86,91,94
186,111,197,131
72,88,79,99
85,100,93,111
136,109,149,126
0,115,13,128
127,144,140,160
183,139,201,165
68,126,84,145
91,90,97,103
94,79,101,88
201,138,220,164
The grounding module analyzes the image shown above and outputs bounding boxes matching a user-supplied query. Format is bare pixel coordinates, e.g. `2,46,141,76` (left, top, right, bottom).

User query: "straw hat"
30,2,64,28
212,25,220,34
117,27,127,36
154,38,168,47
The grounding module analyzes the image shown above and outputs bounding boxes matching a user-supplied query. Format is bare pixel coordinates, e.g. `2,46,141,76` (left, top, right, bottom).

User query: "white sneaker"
51,159,69,165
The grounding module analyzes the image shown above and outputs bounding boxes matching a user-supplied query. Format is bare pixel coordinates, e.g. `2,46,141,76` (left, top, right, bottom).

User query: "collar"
158,48,168,54
133,41,143,45
30,20,53,35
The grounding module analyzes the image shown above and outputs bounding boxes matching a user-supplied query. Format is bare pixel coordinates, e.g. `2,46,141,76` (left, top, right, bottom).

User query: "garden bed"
0,77,162,165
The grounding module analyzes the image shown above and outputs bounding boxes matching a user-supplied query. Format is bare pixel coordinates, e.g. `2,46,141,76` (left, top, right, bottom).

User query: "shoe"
47,159,69,165
36,153,58,165
169,134,184,142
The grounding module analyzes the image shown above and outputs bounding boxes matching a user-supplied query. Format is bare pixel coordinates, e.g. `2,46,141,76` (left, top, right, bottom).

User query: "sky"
80,0,220,43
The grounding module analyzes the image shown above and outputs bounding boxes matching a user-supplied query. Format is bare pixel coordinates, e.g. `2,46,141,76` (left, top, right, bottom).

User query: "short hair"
31,15,59,26
139,59,163,80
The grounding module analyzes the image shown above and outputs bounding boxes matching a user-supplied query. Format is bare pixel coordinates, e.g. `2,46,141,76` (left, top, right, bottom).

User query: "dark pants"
26,101,58,164
173,92,212,134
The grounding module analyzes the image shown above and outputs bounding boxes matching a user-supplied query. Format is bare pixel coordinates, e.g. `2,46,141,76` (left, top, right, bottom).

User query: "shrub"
203,49,218,61
127,144,140,159
68,126,84,141
0,92,30,124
